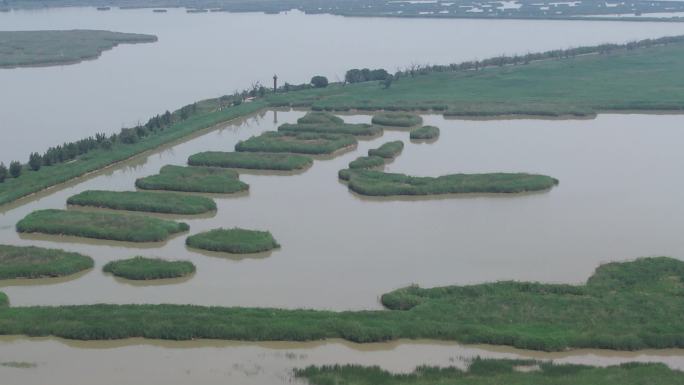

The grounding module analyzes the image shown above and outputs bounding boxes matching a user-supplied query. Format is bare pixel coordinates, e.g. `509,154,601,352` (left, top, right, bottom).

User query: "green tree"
310,75,329,88
28,152,42,171
0,163,7,183
9,161,21,178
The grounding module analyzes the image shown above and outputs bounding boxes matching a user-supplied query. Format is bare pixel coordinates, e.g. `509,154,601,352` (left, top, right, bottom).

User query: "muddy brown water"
1,110,684,381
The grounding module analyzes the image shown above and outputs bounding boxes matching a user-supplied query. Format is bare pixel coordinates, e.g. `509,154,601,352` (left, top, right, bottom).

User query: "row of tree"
345,68,390,84
0,161,24,182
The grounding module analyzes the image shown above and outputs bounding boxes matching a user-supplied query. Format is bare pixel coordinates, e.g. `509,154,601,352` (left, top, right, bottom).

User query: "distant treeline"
394,35,684,78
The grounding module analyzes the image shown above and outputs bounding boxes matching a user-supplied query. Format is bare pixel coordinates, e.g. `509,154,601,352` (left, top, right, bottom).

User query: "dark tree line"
345,68,390,84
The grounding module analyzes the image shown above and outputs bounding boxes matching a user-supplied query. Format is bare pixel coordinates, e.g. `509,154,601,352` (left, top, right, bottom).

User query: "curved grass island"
16,209,189,243
368,141,404,159
67,190,216,215
296,360,682,385
339,169,558,196
186,228,280,254
410,125,440,141
103,257,195,280
188,151,313,171
0,257,681,351
348,156,385,170
0,244,93,279
135,165,248,194
371,112,423,127
235,132,357,155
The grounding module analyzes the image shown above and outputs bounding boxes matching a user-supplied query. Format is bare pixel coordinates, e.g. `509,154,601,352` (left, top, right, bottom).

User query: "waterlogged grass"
235,132,357,155
296,112,344,125
296,360,681,385
135,165,248,194
371,112,423,127
410,125,440,140
343,169,558,196
186,228,280,254
349,156,385,170
367,141,404,159
103,257,195,280
67,190,216,215
188,151,313,171
0,244,93,279
0,257,682,351
16,209,189,242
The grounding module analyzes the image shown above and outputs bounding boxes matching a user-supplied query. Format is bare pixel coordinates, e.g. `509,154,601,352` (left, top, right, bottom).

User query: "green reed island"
16,209,189,243
0,244,93,279
0,257,681,351
371,112,423,127
103,257,195,280
67,190,216,215
135,165,248,194
188,151,313,171
348,156,386,170
235,132,357,155
339,169,558,196
410,125,440,140
367,140,404,159
186,228,280,254
0,30,157,68
297,360,682,385
3,37,684,207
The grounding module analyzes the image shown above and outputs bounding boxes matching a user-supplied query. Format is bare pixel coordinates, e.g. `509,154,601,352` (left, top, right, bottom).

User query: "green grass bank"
67,190,216,215
16,209,189,242
368,141,404,159
296,360,682,385
0,257,682,351
371,112,423,127
341,169,558,196
348,156,386,170
135,165,248,194
188,151,313,171
103,257,195,280
0,244,93,279
186,228,280,254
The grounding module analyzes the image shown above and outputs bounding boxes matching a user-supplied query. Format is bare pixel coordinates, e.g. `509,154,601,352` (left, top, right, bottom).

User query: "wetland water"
4,7,684,163
2,110,684,380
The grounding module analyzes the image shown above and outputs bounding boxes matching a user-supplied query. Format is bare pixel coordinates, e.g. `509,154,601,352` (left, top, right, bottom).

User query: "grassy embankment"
16,209,188,242
297,360,682,385
103,257,195,280
0,30,157,68
186,228,280,254
371,112,423,127
67,190,216,215
0,244,93,279
4,39,684,207
135,165,248,194
338,169,558,195
410,125,440,140
265,39,684,116
235,132,357,155
0,257,681,351
188,152,313,171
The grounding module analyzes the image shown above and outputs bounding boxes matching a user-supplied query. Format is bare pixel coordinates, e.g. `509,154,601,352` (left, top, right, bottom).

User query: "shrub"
188,152,313,171
367,141,404,158
103,256,195,280
410,126,440,140
0,292,6,306
0,163,6,183
9,161,21,178
135,165,248,194
28,153,42,171
67,190,217,215
16,209,189,242
0,244,93,279
371,113,423,127
186,228,280,254
310,75,329,88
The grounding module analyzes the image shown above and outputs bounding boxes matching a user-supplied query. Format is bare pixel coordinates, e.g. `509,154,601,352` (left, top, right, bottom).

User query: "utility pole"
273,74,278,93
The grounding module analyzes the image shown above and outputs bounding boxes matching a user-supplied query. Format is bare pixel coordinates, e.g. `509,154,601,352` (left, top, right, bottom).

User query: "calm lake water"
3,7,684,163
